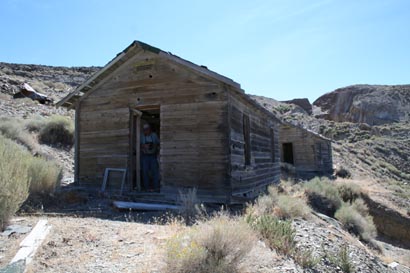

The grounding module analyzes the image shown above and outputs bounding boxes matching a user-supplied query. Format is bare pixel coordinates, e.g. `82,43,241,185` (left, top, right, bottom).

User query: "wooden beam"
113,201,180,211
10,220,52,266
74,101,80,185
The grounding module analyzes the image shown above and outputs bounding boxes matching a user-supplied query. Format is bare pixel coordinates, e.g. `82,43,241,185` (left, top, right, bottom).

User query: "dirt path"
26,217,181,273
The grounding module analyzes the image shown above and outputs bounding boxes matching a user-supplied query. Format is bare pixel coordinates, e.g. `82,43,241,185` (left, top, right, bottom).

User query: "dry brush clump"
178,188,206,225
247,184,311,220
0,117,38,152
335,202,377,243
38,115,74,147
166,215,255,273
0,135,30,230
304,177,343,216
0,134,62,230
246,214,296,256
28,156,62,194
304,177,378,245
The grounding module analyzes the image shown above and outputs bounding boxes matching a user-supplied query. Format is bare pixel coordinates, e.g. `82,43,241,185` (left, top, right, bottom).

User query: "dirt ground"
25,216,180,273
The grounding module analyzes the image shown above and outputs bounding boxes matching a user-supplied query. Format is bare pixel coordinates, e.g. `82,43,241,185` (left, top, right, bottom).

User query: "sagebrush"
166,215,254,273
337,182,362,203
247,214,296,256
28,156,62,195
0,117,37,152
39,115,74,147
304,177,343,216
0,136,30,230
335,202,376,242
248,185,310,220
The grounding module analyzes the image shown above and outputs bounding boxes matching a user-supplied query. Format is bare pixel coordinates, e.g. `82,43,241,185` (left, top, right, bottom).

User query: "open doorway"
130,106,160,192
282,142,294,165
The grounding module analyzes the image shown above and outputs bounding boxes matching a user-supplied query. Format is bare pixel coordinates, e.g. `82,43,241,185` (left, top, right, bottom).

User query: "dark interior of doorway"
282,142,294,165
130,107,160,191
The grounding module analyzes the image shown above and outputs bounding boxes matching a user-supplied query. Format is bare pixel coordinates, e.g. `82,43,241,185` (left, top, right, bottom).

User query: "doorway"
282,142,294,165
129,106,160,191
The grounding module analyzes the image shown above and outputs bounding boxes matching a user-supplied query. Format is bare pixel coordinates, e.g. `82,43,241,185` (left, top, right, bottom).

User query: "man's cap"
143,124,150,129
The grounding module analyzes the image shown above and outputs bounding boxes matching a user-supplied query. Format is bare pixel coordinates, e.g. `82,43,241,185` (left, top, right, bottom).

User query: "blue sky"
0,0,409,101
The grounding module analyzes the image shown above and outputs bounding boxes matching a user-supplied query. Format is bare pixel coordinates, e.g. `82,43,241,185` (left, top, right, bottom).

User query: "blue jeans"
141,154,159,190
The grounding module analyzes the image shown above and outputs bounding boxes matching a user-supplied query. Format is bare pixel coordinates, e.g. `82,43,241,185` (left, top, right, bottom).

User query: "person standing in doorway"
141,123,160,191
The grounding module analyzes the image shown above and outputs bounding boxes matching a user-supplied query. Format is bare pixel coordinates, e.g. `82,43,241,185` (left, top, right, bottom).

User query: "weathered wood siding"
77,49,230,197
228,89,281,198
279,125,333,177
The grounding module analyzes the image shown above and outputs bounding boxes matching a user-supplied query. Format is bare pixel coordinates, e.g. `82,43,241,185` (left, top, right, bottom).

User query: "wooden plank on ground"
113,201,180,211
10,219,52,268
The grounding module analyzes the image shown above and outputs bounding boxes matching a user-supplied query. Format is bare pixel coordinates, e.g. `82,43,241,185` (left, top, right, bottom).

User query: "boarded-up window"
282,143,294,165
270,128,275,162
243,114,251,165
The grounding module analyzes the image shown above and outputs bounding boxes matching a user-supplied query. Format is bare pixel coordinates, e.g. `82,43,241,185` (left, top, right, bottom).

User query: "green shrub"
28,157,62,195
323,244,355,273
166,215,254,273
38,115,74,147
337,244,355,273
0,136,31,230
293,248,319,269
305,177,342,216
335,202,376,242
337,182,362,203
247,214,296,256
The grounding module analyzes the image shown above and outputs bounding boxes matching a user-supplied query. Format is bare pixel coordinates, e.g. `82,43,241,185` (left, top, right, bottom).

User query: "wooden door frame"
129,108,142,191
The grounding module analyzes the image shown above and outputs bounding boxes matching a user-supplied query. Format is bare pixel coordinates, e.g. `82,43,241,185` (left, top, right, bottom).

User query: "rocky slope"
0,62,99,100
313,84,410,125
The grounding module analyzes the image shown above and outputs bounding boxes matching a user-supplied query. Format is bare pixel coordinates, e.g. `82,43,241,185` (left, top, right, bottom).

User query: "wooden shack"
279,123,333,178
58,41,281,203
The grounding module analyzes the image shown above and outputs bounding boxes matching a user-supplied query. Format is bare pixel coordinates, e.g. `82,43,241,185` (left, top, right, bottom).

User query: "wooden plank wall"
279,125,333,177
228,89,281,198
77,50,230,198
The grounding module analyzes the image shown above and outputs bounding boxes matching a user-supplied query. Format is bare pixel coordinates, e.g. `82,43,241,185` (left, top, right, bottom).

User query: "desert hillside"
1,62,409,272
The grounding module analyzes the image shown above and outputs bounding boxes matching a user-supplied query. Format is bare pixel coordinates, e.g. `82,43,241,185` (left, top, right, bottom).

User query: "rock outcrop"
282,98,312,115
313,84,410,125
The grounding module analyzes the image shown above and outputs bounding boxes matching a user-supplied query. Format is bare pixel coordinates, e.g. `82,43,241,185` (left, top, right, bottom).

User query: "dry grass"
28,156,62,195
248,184,311,220
24,115,47,132
275,194,311,220
178,188,206,225
337,182,362,203
0,117,37,152
38,115,74,147
166,215,255,273
335,202,377,243
0,135,30,230
293,248,319,269
304,177,343,216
